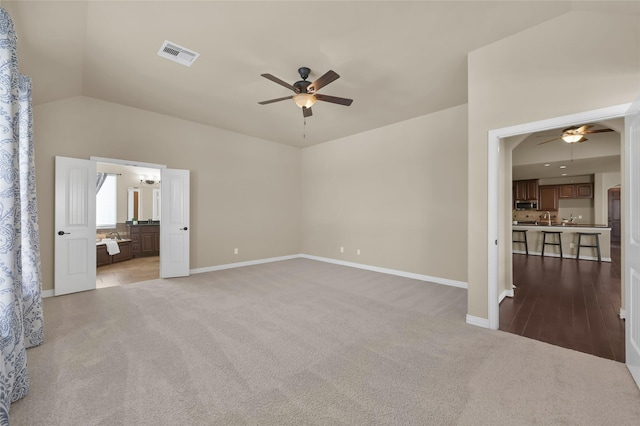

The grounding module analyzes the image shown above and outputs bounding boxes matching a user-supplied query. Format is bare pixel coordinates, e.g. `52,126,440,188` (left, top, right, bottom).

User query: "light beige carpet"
10,258,640,425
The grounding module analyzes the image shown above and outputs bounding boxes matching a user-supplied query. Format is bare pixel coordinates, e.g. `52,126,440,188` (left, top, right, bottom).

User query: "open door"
626,97,640,388
54,156,96,295
160,168,190,278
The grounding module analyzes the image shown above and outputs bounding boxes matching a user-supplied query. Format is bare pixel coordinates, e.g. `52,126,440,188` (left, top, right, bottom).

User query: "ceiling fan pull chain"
303,117,306,139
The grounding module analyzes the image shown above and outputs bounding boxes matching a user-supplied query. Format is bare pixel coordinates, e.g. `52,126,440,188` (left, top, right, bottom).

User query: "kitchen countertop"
514,222,610,230
96,238,132,246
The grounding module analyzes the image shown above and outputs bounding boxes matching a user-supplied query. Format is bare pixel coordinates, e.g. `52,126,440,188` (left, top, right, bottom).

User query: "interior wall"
34,96,301,291
468,7,640,320
301,104,468,284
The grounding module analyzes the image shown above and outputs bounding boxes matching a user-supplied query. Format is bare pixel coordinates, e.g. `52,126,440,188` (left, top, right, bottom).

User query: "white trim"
190,253,468,290
499,289,514,303
190,255,301,274
90,156,167,169
299,254,468,289
42,289,54,298
487,103,631,331
620,308,627,320
466,314,491,329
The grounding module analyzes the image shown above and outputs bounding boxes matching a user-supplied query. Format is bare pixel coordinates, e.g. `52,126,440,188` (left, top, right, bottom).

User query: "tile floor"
96,256,160,288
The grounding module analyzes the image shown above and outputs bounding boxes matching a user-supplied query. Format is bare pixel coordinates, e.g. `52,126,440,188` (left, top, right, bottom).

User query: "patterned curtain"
0,7,44,423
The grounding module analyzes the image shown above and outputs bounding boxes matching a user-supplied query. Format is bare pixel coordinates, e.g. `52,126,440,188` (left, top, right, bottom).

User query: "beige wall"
468,8,640,319
594,171,622,225
301,104,468,283
35,96,301,291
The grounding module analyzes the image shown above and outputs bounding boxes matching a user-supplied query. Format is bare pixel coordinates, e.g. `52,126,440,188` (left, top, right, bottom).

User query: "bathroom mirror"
127,188,140,220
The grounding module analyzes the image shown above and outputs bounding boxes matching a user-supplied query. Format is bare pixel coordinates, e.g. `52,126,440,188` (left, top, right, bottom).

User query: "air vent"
157,40,200,67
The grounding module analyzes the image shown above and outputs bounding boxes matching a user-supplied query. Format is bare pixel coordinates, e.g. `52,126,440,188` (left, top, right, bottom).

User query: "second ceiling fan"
537,124,614,145
258,67,353,117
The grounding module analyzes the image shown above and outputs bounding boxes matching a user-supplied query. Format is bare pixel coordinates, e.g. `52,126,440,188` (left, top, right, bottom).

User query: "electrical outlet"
356,249,361,255
578,215,582,219
234,248,238,254
569,243,575,249
340,246,344,253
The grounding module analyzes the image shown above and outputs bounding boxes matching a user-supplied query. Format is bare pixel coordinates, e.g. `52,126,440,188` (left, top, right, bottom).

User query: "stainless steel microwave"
515,201,538,210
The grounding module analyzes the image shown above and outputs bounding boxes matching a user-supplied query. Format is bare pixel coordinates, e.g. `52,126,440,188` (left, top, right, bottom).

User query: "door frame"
487,103,631,330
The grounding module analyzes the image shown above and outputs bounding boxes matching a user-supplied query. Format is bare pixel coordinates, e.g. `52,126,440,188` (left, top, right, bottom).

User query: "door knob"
57,231,70,236
180,227,188,231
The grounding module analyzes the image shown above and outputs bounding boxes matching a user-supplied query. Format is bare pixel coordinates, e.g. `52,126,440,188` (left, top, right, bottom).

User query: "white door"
626,98,640,388
160,168,190,278
54,156,96,295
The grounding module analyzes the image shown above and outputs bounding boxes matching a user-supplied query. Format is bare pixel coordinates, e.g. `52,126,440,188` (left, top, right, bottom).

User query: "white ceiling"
4,0,589,148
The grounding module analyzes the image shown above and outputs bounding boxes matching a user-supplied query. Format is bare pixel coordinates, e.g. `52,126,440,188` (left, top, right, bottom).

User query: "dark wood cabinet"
513,179,538,201
558,184,575,198
576,183,593,198
538,185,559,210
129,225,160,257
97,244,111,267
558,183,593,199
96,240,132,267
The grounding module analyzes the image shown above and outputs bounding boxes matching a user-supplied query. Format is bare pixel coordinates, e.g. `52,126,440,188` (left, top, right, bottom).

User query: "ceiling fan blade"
302,106,312,117
308,70,340,93
537,136,561,145
260,73,296,92
258,95,293,105
315,93,353,106
577,137,588,143
582,128,614,135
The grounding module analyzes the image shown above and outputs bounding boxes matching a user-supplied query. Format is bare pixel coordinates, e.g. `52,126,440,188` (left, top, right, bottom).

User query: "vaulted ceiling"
5,1,623,148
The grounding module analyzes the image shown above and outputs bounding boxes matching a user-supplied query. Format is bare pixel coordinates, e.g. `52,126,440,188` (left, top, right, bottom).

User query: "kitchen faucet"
543,211,551,226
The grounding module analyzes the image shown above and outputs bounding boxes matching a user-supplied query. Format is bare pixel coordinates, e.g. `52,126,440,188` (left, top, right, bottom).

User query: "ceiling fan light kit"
537,124,614,145
562,134,584,143
293,93,316,109
259,66,353,118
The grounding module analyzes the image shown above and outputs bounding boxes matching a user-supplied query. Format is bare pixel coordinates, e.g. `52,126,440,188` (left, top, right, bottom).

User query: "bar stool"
512,229,529,255
576,232,601,262
541,231,563,258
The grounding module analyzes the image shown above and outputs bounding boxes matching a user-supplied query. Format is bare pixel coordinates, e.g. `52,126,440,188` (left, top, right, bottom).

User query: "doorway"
96,161,162,288
609,187,621,244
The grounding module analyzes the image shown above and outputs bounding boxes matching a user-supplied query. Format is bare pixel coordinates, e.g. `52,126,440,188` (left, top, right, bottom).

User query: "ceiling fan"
537,124,614,145
258,67,353,117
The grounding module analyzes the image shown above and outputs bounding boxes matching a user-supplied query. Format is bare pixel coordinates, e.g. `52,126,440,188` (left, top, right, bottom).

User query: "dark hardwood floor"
500,244,624,362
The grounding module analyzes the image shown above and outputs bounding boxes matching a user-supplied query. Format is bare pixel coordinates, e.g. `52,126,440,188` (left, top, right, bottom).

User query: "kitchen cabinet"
96,240,132,267
558,183,593,199
576,183,593,198
129,225,160,257
558,184,575,198
538,185,559,210
513,179,538,201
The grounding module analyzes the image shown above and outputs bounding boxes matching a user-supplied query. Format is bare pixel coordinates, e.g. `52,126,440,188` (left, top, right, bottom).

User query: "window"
96,174,117,228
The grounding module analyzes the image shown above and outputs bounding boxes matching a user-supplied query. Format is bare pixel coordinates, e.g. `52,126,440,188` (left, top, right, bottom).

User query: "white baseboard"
190,254,301,275
42,289,54,298
620,308,626,320
466,314,490,329
512,249,611,263
499,288,514,303
298,254,468,289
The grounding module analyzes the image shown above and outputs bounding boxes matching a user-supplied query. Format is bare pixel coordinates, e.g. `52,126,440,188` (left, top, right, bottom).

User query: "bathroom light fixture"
140,176,160,185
